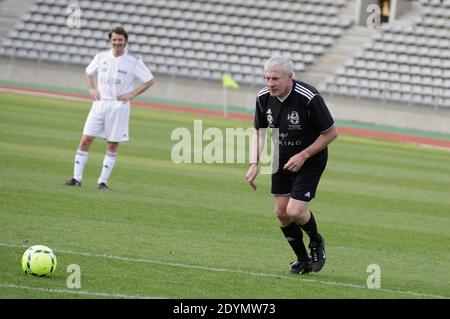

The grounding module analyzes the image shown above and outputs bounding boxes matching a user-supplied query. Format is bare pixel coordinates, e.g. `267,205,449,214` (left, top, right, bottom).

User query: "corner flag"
222,73,239,89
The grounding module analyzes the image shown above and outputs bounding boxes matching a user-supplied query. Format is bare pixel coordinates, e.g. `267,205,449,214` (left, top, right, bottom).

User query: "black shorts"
271,163,326,202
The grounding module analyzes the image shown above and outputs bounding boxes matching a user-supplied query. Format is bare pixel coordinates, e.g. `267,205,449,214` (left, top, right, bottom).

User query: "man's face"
265,65,293,97
110,32,127,55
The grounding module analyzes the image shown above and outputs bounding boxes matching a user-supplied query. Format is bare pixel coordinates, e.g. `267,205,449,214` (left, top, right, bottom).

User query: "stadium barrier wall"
1,57,449,135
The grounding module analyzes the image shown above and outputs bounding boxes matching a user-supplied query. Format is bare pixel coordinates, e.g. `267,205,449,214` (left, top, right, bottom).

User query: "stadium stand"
324,0,450,107
0,0,352,85
0,0,34,38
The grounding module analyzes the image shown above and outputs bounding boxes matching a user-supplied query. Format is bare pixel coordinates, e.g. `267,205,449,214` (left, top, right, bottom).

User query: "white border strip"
1,243,447,299
0,283,162,299
0,87,91,103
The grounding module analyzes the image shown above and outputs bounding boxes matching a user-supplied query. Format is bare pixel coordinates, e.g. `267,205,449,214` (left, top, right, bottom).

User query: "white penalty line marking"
0,283,163,299
1,243,448,299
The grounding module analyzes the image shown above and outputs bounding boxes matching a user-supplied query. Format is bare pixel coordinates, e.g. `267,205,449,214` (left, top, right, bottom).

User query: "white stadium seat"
7,0,446,96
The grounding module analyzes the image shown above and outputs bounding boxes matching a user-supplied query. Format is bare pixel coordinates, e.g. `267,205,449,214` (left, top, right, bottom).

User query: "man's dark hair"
108,26,128,41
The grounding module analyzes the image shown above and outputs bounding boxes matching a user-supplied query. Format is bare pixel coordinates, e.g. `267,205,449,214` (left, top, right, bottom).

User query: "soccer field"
0,91,449,299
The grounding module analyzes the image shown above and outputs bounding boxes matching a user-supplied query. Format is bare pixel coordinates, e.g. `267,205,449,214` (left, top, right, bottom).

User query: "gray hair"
264,56,294,76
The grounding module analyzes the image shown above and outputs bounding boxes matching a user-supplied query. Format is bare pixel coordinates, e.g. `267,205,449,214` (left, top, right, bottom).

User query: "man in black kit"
246,56,338,275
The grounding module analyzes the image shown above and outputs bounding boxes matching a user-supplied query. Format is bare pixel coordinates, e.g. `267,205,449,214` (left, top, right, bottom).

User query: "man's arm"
117,79,155,102
283,125,338,172
85,73,101,100
246,128,266,191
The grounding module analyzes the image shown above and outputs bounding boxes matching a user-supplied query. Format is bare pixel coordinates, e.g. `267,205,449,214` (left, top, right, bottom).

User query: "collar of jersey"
110,48,127,59
276,87,293,102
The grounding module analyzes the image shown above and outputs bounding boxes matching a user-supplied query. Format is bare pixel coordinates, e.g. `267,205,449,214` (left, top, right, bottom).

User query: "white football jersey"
85,49,153,100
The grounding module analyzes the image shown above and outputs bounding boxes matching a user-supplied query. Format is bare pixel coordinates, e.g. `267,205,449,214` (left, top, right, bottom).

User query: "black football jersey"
254,80,334,167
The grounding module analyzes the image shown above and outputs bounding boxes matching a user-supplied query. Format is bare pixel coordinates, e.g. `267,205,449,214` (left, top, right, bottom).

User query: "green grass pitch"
0,91,449,299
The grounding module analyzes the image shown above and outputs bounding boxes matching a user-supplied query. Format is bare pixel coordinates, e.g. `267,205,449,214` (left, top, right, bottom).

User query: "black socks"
300,211,321,244
281,222,309,262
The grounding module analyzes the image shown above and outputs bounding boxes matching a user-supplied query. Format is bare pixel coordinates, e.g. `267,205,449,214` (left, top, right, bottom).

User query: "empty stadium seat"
0,0,354,85
323,0,450,107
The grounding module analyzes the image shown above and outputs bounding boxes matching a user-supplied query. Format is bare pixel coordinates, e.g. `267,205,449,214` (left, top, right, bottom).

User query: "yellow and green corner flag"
222,73,239,89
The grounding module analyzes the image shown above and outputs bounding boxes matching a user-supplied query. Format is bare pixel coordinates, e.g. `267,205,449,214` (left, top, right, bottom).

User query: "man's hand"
118,80,154,102
89,88,101,100
86,74,100,100
283,153,307,173
117,91,135,102
246,163,259,191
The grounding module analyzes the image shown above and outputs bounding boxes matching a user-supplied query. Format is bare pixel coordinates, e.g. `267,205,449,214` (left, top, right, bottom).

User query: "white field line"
1,243,448,299
0,87,91,103
0,283,163,299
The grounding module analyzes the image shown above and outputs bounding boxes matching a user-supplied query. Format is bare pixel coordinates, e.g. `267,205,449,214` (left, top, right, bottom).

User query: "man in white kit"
65,26,155,190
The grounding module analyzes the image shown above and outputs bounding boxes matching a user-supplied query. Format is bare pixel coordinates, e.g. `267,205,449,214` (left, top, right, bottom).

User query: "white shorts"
83,100,130,142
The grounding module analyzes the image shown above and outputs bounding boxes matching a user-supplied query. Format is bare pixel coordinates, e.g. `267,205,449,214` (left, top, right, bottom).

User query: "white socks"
97,151,118,185
73,150,118,185
73,150,89,182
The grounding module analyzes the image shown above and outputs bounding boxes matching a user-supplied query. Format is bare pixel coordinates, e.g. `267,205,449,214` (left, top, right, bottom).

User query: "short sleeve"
308,95,334,133
85,53,100,75
134,58,154,83
253,96,268,129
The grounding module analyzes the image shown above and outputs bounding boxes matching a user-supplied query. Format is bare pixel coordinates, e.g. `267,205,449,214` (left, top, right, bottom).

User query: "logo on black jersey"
287,111,299,125
266,109,273,127
278,132,302,147
287,111,302,130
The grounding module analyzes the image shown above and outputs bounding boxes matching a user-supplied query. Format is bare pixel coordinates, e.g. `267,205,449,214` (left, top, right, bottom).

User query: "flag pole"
223,85,228,118
222,73,239,118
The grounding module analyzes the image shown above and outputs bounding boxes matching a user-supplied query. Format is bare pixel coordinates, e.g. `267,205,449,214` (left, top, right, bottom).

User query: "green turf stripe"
0,79,251,115
1,93,449,298
2,79,450,141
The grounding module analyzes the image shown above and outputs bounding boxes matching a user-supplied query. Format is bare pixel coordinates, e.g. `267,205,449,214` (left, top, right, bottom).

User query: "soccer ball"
21,245,57,277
